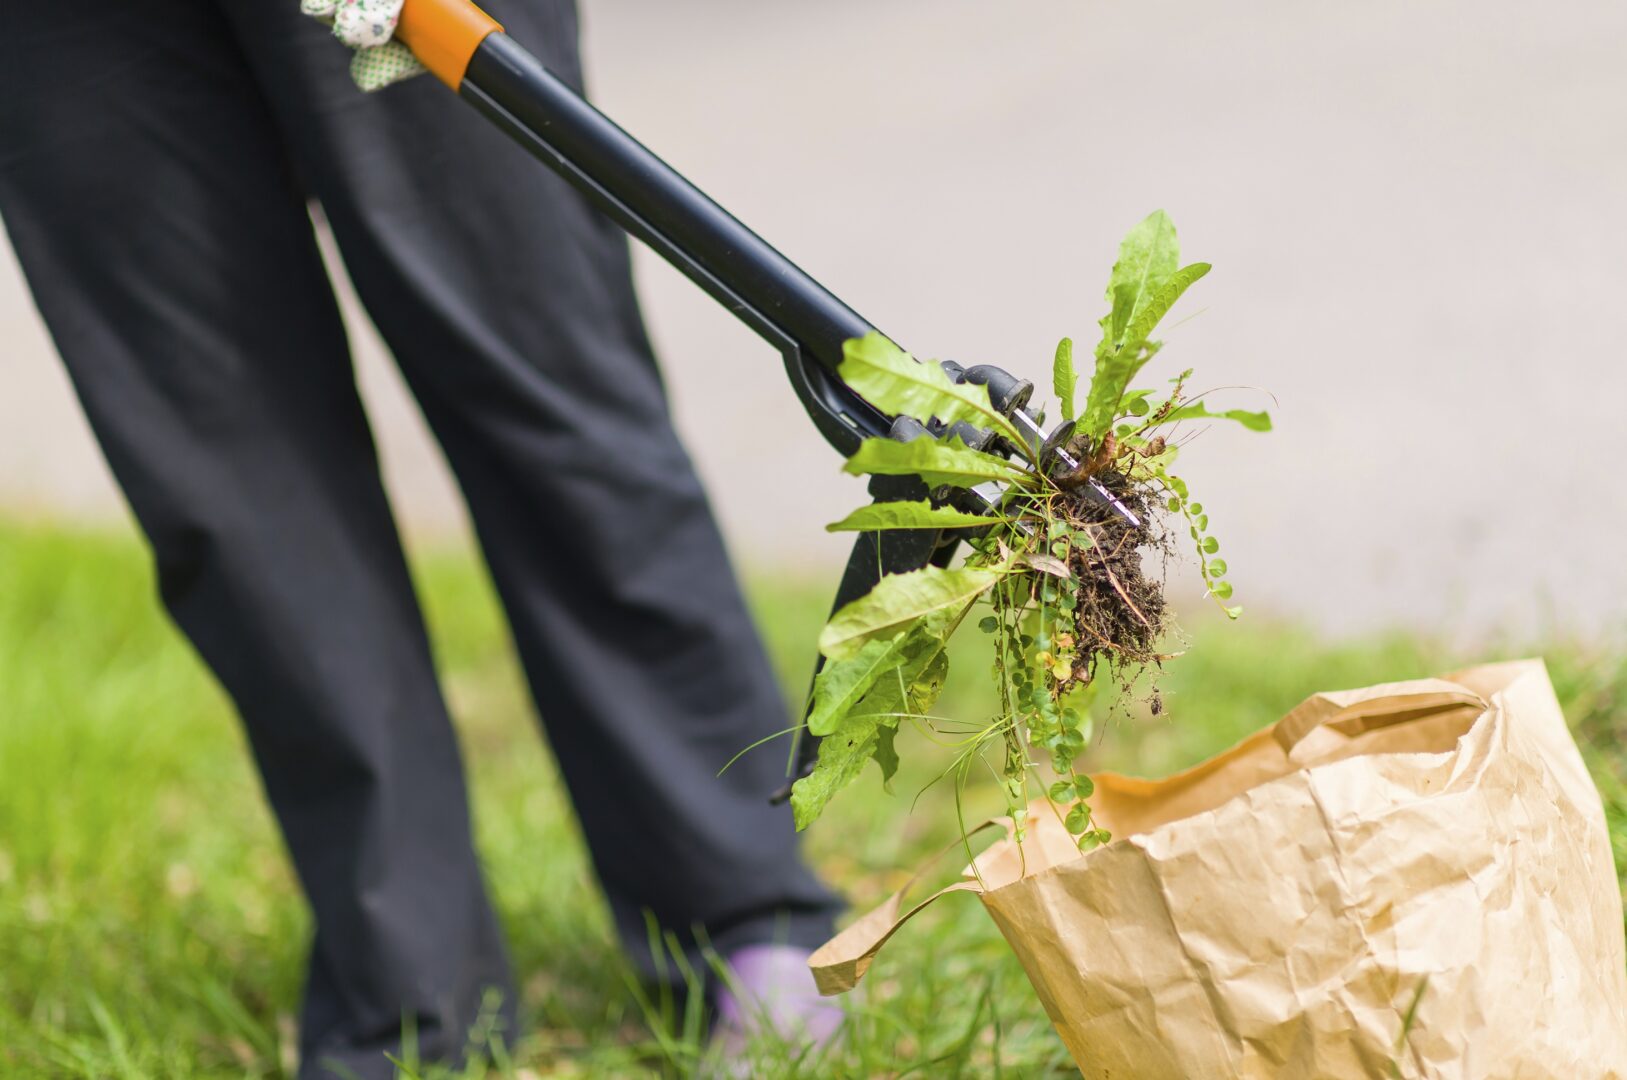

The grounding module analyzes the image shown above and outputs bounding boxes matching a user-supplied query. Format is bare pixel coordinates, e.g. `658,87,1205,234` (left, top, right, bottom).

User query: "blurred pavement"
3,0,1625,636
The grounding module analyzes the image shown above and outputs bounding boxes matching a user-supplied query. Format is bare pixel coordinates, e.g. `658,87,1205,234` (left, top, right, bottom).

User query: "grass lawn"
1,518,1622,1078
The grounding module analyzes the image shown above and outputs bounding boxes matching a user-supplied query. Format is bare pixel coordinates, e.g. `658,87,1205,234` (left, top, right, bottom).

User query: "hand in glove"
302,0,425,92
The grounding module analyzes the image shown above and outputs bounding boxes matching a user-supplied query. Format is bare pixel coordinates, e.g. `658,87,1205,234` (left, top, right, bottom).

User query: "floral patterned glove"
301,0,426,92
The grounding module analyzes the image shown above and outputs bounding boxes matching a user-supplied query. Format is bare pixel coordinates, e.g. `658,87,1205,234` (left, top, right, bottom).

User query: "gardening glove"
301,0,426,92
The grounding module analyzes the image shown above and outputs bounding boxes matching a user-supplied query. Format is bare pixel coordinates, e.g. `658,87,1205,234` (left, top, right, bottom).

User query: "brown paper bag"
811,660,1627,1078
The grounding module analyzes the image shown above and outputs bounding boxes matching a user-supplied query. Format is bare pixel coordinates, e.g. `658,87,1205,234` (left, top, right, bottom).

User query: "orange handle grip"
396,0,504,89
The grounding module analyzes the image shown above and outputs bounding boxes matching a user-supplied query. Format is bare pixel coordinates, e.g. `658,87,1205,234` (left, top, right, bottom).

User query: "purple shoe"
706,945,844,1073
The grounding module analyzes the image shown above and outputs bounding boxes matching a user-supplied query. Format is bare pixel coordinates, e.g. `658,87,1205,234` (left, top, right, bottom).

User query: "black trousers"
0,2,836,1075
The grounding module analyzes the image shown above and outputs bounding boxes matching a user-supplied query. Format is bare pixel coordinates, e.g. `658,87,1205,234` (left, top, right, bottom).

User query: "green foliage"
838,332,1028,454
1080,210,1210,438
863,635,951,728
817,565,998,661
825,500,1003,533
1100,209,1180,349
807,635,911,736
1120,262,1209,354
1158,470,1242,618
1156,399,1273,432
790,696,900,831
795,620,952,829
1052,336,1077,422
841,435,1027,490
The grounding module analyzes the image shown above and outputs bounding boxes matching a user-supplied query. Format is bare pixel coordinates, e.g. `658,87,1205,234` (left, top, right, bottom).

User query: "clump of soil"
1054,471,1171,693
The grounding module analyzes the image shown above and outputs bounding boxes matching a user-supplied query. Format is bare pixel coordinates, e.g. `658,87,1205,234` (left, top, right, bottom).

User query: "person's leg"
0,4,511,1075
222,0,840,977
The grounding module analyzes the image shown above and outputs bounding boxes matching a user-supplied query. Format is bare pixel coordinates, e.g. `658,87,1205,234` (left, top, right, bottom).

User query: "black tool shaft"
460,34,892,450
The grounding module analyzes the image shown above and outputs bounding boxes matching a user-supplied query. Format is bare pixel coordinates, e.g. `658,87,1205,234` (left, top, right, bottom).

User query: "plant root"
1054,471,1170,695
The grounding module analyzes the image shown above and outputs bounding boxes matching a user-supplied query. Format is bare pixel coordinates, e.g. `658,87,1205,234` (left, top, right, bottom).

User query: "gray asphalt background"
3,0,1624,635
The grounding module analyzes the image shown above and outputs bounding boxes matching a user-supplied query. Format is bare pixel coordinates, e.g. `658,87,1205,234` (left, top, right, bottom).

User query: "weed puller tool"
394,0,1136,796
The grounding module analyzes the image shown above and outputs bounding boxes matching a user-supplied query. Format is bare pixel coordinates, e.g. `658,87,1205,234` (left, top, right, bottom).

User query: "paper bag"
811,660,1627,1078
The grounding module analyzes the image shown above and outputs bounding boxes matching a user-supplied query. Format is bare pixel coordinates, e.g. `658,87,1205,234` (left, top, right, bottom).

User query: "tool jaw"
912,361,1142,529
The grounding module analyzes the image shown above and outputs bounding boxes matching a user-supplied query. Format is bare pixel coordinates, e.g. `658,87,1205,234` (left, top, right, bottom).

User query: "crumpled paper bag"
811,660,1627,1078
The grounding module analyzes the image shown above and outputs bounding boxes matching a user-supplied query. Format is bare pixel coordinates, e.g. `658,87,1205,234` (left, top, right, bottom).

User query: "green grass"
0,518,1622,1078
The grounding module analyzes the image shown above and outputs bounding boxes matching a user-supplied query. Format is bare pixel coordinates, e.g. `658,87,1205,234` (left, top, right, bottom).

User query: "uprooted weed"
790,209,1271,853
